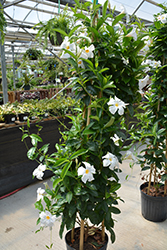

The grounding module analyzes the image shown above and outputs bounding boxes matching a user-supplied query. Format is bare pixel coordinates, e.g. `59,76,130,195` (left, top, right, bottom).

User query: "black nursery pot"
18,113,29,122
4,114,17,124
65,227,108,250
140,182,167,222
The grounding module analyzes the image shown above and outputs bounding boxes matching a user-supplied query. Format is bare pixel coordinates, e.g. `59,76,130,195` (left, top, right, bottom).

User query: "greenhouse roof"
1,0,166,62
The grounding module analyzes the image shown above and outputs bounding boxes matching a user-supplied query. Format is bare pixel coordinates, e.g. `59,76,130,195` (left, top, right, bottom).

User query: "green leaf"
110,206,121,214
45,189,54,196
53,158,68,167
112,13,125,26
74,184,82,195
161,174,167,182
109,227,116,243
102,0,108,18
82,128,95,135
103,81,115,90
104,116,115,128
53,178,62,189
30,134,43,142
74,13,90,22
52,28,67,36
68,25,81,37
44,196,51,208
70,149,88,160
27,147,36,159
106,25,114,36
35,201,43,211
21,133,29,141
110,181,121,193
61,161,72,179
66,191,73,204
40,144,49,154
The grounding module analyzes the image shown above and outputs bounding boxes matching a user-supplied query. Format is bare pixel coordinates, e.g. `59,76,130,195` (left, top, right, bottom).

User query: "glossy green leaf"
61,161,72,179
53,178,62,189
70,149,88,160
27,147,36,159
66,192,73,204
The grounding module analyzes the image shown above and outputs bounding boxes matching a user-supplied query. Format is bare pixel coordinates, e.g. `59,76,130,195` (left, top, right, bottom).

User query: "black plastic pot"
24,85,30,90
65,227,108,250
3,114,17,124
140,182,167,222
18,113,29,122
49,32,63,46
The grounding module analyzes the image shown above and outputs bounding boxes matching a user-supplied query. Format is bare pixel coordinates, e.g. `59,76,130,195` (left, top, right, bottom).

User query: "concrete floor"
0,160,167,250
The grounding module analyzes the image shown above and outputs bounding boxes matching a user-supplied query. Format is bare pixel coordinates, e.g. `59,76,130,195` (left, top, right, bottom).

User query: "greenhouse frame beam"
3,0,25,8
132,0,145,15
7,2,58,16
145,0,159,7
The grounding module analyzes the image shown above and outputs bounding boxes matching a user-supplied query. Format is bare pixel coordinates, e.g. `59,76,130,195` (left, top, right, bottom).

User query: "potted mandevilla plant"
131,6,167,222
21,1,147,249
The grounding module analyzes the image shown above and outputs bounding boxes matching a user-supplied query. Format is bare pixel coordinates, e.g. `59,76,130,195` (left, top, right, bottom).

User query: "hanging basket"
65,227,108,250
140,182,167,222
49,32,63,46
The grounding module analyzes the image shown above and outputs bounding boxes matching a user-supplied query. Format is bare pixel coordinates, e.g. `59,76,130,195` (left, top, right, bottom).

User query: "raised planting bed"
0,117,71,197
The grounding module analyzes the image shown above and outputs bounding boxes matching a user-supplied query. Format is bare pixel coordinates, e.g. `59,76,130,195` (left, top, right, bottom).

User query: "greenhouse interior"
1,0,167,249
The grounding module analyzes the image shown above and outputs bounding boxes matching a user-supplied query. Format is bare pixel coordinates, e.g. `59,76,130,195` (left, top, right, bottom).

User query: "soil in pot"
65,227,108,250
141,183,167,197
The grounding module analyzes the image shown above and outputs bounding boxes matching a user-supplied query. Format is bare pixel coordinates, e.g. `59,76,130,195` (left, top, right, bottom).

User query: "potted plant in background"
131,6,167,222
23,48,43,61
21,1,147,249
34,6,73,47
1,102,17,124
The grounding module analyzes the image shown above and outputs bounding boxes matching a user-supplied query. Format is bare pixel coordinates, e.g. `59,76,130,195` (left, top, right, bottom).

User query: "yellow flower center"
46,216,50,220
115,103,119,107
109,157,112,162
78,61,82,65
66,45,70,49
85,49,89,53
85,169,89,174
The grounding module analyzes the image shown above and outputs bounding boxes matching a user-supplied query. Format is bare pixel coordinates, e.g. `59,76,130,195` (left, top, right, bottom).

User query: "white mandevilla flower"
39,211,56,229
120,4,129,24
150,60,161,68
83,44,95,58
78,162,96,184
157,13,167,23
107,96,128,115
37,187,45,201
102,152,119,170
77,52,88,68
126,27,137,41
111,134,123,146
138,74,149,92
60,36,76,58
33,163,46,180
124,150,138,163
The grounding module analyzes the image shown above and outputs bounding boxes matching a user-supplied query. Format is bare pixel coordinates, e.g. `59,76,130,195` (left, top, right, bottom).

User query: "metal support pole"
58,0,60,14
11,42,16,90
0,32,8,104
0,0,8,104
